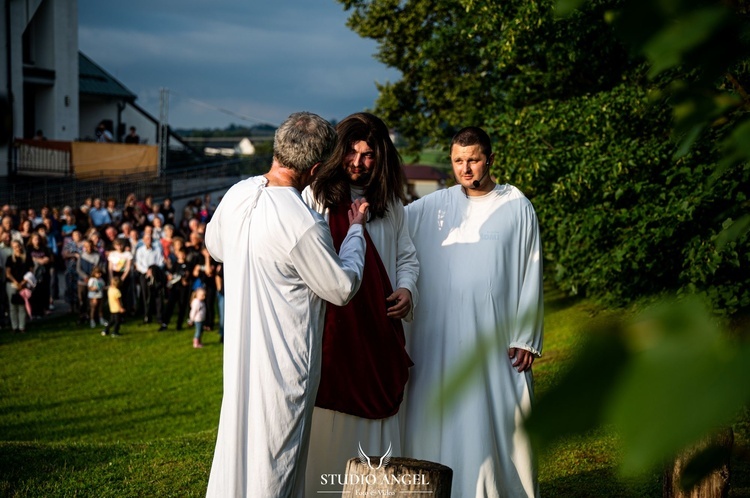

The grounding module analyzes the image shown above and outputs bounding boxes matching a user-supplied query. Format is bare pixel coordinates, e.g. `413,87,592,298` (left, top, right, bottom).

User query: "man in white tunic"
404,126,543,498
302,112,419,494
204,112,369,498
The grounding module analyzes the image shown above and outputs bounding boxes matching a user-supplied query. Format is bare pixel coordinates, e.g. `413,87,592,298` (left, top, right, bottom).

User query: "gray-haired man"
205,112,370,498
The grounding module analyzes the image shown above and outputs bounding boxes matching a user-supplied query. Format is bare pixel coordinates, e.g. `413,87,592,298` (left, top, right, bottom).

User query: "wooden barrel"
663,428,733,498
343,456,452,497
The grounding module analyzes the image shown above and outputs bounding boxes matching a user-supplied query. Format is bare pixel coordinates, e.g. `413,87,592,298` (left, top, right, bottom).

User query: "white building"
0,0,79,176
0,0,189,177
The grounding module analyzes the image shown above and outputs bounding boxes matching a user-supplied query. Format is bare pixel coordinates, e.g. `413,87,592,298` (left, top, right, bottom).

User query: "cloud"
78,0,398,128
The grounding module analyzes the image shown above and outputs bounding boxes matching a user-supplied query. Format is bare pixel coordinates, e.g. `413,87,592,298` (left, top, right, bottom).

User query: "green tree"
341,0,633,149
340,0,750,313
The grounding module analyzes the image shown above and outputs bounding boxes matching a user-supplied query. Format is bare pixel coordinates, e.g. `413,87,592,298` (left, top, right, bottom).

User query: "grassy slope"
0,293,746,497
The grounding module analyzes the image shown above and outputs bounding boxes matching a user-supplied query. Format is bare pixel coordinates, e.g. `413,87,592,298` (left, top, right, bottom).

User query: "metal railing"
0,154,271,210
13,140,72,176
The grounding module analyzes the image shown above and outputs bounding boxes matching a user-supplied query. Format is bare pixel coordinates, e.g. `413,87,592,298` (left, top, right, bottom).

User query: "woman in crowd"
18,219,33,246
61,229,83,313
107,238,133,315
27,232,52,317
76,239,100,324
160,224,174,260
42,217,62,306
61,212,77,236
87,228,106,261
178,207,195,240
161,197,175,226
5,240,33,333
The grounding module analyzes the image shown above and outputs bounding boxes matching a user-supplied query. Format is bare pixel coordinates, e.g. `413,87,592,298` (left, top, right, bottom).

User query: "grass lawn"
0,292,747,497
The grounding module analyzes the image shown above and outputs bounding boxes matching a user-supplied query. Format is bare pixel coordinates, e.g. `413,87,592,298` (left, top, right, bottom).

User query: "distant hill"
175,123,276,139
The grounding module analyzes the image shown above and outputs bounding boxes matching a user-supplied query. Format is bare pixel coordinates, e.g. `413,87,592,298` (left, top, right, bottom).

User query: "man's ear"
309,162,321,177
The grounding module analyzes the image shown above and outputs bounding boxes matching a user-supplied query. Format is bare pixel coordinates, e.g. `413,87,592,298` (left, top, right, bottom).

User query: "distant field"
400,148,451,168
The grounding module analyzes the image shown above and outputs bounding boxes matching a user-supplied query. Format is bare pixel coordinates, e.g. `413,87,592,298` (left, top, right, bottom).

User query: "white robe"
301,186,420,495
404,184,543,498
204,176,367,498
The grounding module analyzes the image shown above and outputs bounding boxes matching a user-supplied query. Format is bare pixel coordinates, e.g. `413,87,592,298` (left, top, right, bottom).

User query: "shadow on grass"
0,392,129,415
544,285,583,314
1,403,202,442
541,468,660,498
0,441,122,490
0,435,216,497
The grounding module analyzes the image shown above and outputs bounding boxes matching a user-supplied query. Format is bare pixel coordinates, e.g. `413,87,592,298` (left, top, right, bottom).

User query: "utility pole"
158,87,169,177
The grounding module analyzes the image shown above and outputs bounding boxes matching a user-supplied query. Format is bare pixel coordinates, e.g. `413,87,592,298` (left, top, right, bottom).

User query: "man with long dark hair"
303,112,419,494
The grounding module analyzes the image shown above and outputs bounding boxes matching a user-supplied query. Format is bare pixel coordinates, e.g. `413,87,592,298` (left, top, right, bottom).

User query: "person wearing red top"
302,112,419,494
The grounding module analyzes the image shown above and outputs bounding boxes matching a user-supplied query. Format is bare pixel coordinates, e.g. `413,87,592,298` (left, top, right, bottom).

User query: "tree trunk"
343,456,453,497
663,428,734,498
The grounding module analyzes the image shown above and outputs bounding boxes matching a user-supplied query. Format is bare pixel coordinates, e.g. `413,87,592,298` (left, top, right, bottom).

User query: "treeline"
175,123,276,138
342,0,750,314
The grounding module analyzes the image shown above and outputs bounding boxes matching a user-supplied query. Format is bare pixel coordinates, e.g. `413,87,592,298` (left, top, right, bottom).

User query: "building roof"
403,164,449,181
78,52,137,100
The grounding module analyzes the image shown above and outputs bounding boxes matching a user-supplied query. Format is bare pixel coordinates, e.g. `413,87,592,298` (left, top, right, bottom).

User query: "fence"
14,140,72,176
0,154,271,211
12,139,160,177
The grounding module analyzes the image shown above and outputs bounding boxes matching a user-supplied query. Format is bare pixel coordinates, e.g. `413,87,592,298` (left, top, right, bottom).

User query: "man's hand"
508,347,535,373
348,198,369,226
385,288,412,319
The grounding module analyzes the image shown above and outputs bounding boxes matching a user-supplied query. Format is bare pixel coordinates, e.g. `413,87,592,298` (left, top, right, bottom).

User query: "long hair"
10,240,26,263
312,112,405,219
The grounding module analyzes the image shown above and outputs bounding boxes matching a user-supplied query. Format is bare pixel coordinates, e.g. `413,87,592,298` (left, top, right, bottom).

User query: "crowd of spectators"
0,193,224,345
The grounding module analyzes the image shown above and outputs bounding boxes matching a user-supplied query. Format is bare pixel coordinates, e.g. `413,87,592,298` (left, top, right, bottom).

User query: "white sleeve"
509,203,544,357
300,186,323,213
392,201,420,320
133,247,145,274
291,221,366,306
154,248,165,269
404,197,426,241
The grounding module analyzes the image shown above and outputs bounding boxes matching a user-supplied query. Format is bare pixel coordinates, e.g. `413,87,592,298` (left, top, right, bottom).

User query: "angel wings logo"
357,442,392,470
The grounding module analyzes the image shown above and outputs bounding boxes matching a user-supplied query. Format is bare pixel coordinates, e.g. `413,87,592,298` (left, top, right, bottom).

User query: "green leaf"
554,0,587,17
606,299,750,476
643,7,729,78
673,124,703,159
716,214,750,248
525,320,630,454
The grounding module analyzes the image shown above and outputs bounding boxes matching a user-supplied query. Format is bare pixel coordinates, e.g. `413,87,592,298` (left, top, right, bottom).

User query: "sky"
77,0,400,130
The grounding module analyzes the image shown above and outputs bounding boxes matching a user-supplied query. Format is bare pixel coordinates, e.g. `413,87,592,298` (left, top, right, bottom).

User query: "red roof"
403,164,448,181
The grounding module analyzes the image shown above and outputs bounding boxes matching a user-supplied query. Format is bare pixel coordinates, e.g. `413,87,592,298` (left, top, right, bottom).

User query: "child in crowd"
20,271,37,318
102,276,124,337
188,287,207,349
87,267,107,328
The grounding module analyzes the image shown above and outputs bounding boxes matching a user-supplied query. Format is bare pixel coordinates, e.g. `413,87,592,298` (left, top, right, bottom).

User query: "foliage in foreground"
438,290,750,495
528,297,750,482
